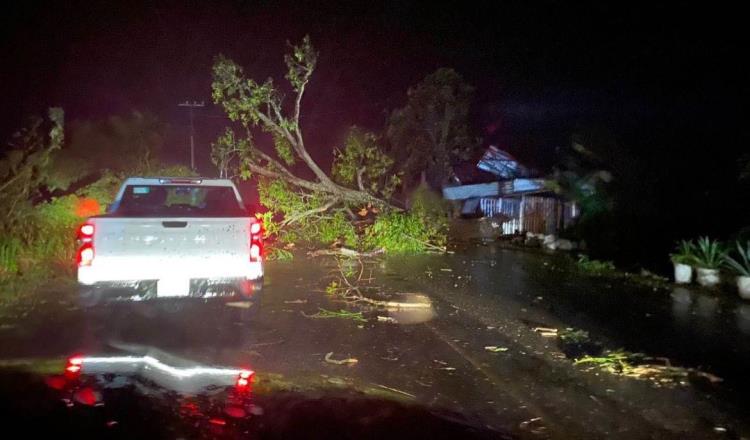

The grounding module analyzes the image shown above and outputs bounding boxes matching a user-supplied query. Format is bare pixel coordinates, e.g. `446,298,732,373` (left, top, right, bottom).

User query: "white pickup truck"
76,177,263,303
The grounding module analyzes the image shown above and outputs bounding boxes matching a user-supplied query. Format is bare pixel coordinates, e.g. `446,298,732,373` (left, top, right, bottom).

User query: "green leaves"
284,35,317,92
1,108,65,236
670,240,697,265
693,237,725,269
725,241,750,276
386,68,478,188
257,179,351,247
211,128,253,178
272,132,295,166
211,56,273,127
332,128,400,198
576,255,616,273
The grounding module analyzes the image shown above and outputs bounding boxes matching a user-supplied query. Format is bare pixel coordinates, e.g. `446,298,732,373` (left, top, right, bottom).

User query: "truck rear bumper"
78,257,263,285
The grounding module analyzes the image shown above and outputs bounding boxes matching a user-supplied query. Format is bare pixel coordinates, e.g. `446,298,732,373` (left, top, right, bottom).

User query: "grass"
0,238,22,275
576,255,616,273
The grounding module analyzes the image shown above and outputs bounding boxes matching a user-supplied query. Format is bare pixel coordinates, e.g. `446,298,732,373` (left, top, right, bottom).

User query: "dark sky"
1,1,747,173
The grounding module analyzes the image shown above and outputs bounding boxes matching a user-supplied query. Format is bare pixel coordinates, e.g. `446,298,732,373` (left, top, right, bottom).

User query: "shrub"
725,241,750,277
693,237,725,269
670,240,696,265
576,255,616,273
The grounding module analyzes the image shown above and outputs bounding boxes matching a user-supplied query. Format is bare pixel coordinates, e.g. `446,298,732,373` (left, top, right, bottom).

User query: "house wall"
476,195,578,235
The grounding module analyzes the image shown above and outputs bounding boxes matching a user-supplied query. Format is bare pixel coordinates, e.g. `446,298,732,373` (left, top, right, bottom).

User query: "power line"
177,101,205,170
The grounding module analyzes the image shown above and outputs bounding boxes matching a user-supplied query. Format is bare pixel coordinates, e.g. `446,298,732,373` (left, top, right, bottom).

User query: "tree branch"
244,162,327,193
356,167,366,191
281,199,338,226
257,112,297,149
294,81,306,131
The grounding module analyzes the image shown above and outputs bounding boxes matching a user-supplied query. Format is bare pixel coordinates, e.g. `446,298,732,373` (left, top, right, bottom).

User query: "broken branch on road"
324,352,359,366
301,308,368,323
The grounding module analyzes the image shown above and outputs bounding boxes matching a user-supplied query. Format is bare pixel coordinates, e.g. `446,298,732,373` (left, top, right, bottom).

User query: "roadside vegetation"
0,109,194,296
551,127,750,279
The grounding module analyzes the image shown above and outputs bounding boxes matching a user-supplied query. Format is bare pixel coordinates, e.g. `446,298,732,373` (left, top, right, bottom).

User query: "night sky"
1,1,746,174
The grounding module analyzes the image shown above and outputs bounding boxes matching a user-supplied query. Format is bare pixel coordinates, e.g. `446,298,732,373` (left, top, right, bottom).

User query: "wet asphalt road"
1,243,750,439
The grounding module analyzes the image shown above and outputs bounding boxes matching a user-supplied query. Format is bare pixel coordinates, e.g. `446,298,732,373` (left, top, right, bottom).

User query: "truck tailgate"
80,217,257,282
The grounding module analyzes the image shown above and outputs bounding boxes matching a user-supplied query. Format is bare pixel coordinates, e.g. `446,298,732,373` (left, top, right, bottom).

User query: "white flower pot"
737,276,750,300
696,268,720,287
673,263,693,284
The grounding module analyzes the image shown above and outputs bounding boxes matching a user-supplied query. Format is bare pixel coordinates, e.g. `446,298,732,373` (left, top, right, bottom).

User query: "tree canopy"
386,68,478,191
47,111,165,191
0,108,64,235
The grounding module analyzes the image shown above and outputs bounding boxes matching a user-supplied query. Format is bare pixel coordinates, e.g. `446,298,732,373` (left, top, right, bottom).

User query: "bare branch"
243,162,326,193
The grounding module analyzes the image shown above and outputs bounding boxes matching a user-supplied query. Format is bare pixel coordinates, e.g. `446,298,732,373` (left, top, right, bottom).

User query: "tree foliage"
364,185,449,253
47,111,165,191
0,108,198,277
551,128,660,263
211,128,252,179
211,36,450,254
386,68,478,190
0,108,64,236
211,36,396,206
332,127,401,199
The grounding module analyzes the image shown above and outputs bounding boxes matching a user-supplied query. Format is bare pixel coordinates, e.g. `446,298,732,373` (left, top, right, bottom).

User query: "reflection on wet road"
1,243,749,439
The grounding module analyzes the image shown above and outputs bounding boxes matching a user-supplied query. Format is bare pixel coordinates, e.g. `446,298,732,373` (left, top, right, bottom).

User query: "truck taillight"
250,244,261,260
77,223,94,243
249,220,263,262
77,242,95,266
236,369,254,390
66,356,84,374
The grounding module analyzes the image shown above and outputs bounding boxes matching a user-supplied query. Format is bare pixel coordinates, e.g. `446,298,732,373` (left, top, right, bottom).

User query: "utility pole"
178,101,205,170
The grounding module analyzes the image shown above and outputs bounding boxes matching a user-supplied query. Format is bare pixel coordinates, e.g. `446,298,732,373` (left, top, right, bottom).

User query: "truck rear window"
114,185,247,217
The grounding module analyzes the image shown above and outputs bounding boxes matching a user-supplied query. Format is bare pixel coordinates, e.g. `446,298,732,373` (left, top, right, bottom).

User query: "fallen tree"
211,37,448,254
211,36,398,210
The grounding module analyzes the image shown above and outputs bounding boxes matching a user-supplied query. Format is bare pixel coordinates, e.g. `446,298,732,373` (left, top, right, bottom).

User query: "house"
443,146,578,235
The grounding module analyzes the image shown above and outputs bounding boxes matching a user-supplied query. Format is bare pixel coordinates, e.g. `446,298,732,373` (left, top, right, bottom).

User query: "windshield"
113,185,246,217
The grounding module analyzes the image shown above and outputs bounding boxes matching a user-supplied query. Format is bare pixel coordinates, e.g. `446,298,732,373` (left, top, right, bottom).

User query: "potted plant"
670,240,696,284
693,237,725,288
725,241,750,299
